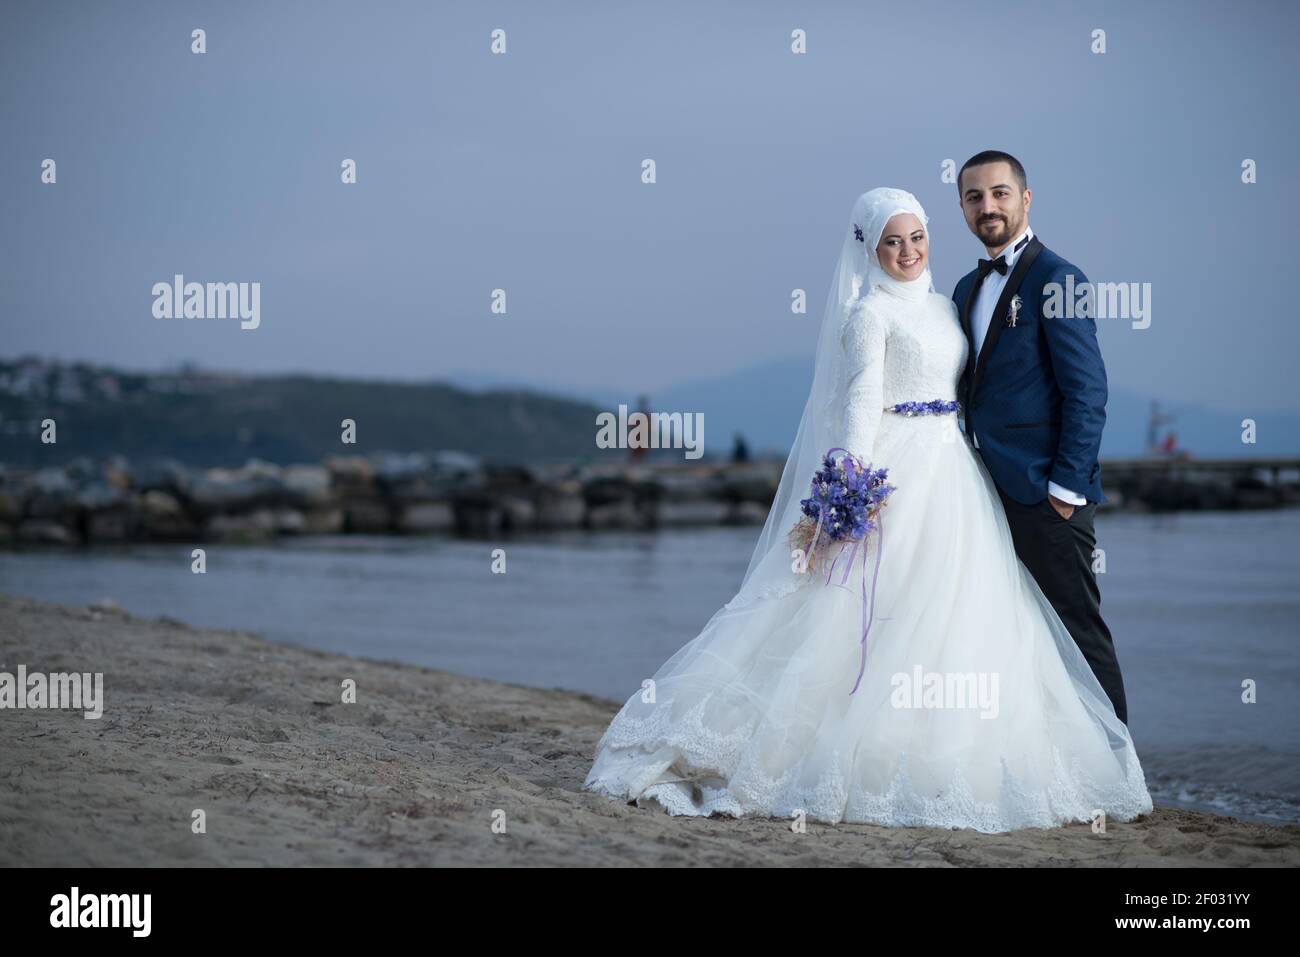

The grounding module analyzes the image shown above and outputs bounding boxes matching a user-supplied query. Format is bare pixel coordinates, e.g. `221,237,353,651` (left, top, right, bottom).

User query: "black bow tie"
977,256,1008,279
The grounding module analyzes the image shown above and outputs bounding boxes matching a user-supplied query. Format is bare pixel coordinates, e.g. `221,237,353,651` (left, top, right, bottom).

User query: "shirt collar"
992,225,1033,268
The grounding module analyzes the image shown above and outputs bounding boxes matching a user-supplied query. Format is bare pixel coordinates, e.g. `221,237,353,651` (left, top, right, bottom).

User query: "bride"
583,187,1153,833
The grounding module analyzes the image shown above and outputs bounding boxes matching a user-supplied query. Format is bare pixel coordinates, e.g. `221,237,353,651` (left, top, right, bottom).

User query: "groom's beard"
977,213,1020,249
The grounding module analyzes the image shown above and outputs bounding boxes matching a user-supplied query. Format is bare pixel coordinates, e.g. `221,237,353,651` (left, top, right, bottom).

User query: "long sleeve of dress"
836,299,888,462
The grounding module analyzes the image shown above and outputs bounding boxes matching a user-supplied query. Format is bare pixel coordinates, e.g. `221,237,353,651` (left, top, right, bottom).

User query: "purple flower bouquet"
787,447,894,577
787,447,895,694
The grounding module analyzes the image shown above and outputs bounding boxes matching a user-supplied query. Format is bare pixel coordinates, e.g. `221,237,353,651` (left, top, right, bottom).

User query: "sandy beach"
1,591,1297,867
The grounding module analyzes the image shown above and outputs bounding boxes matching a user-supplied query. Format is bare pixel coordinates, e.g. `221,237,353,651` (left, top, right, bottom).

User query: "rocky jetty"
0,453,783,545
2,452,1298,546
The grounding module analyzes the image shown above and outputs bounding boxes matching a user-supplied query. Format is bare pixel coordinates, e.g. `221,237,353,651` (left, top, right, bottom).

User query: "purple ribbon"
849,513,884,695
809,447,886,694
819,514,885,695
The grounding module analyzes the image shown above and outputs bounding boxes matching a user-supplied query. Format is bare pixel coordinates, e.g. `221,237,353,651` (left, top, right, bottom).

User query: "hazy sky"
2,0,1297,414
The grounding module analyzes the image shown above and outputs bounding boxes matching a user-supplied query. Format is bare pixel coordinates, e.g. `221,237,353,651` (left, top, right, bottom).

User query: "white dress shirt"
968,225,1086,506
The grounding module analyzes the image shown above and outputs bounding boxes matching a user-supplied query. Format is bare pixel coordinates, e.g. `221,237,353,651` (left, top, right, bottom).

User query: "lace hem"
585,698,1154,833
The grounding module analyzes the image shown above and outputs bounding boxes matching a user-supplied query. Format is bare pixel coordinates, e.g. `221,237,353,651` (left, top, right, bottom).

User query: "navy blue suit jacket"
952,236,1108,505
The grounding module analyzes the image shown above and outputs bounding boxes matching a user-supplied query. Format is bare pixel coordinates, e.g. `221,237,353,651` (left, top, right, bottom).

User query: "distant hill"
3,355,1294,470
0,358,627,469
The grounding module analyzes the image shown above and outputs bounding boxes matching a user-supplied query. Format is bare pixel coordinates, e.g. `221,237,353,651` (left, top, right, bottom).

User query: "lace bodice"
833,287,969,460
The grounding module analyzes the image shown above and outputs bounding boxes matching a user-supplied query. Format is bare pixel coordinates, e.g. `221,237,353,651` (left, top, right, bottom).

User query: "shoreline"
2,591,1298,866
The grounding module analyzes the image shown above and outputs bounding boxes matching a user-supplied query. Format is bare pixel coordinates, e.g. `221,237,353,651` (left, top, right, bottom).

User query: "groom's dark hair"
958,150,1028,194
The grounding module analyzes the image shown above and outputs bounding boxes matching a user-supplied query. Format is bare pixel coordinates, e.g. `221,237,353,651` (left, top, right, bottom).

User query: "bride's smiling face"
874,213,928,281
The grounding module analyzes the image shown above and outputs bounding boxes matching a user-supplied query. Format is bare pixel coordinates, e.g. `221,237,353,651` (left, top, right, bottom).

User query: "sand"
1,591,1297,867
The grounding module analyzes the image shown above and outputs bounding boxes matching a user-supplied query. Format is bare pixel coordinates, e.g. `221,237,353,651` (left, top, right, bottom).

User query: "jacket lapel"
972,235,1043,396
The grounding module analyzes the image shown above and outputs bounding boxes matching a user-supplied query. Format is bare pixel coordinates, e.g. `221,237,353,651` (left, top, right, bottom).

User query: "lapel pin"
1007,294,1022,328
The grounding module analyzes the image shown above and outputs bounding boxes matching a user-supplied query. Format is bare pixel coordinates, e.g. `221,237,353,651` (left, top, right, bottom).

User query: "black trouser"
995,485,1129,725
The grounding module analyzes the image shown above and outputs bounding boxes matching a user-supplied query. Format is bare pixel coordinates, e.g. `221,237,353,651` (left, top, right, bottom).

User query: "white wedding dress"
583,282,1154,833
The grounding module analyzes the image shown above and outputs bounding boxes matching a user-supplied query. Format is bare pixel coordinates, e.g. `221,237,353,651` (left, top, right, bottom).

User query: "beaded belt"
885,399,962,416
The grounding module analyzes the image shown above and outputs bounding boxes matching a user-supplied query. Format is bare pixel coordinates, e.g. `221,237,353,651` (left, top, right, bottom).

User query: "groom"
952,150,1129,725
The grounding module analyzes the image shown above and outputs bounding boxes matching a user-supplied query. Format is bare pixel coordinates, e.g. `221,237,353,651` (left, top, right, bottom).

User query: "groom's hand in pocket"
1047,494,1076,520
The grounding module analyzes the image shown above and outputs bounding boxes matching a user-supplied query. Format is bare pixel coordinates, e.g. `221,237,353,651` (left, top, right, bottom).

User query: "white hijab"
852,187,935,304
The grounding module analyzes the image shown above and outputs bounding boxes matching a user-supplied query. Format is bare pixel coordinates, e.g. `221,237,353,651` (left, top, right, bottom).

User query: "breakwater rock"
0,453,783,545
3,453,1297,546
